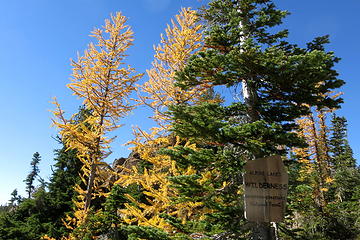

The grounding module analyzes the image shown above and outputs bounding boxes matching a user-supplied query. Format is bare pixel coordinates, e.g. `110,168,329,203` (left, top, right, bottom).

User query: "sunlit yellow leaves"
325,176,334,184
52,11,142,236
198,171,212,185
69,12,142,130
41,235,56,240
138,8,212,131
320,187,329,192
41,235,75,240
115,128,210,233
292,90,341,208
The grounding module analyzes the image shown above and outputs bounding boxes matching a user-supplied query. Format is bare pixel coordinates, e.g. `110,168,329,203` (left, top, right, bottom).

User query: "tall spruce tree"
166,0,344,239
327,114,360,239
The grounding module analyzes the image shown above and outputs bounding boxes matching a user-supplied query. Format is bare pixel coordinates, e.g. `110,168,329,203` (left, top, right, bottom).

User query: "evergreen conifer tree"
166,0,344,239
9,189,22,207
44,142,82,238
329,114,356,169
24,152,41,198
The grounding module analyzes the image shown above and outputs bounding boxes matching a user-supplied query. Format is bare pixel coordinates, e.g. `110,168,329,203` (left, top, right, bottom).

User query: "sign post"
243,155,288,238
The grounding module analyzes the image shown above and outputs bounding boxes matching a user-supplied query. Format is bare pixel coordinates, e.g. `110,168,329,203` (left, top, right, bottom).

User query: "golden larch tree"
52,12,142,230
293,91,342,209
138,7,212,131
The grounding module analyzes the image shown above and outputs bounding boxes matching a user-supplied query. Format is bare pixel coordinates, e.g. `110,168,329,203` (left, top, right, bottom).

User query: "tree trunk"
242,79,259,122
238,5,275,239
251,223,276,240
84,163,96,211
240,24,276,240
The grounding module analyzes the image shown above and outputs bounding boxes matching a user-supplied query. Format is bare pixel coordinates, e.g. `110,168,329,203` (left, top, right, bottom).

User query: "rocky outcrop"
112,151,141,175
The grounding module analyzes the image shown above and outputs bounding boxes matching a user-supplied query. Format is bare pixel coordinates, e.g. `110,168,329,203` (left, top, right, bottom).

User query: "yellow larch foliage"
69,12,141,130
138,8,213,131
293,117,315,181
52,12,142,232
41,235,74,240
116,133,212,233
294,110,332,207
293,90,342,208
41,235,57,240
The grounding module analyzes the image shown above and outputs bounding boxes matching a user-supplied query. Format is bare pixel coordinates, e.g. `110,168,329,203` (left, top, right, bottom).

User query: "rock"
112,151,141,175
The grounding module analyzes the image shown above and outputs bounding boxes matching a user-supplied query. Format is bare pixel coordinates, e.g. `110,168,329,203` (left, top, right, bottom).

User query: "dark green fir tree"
329,114,356,169
322,114,360,239
165,0,344,239
9,189,22,207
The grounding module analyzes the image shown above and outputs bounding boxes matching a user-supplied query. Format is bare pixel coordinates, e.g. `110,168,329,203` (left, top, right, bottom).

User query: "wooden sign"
243,155,288,222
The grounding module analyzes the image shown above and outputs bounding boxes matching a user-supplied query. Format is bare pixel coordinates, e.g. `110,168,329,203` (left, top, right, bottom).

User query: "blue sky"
0,0,359,204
